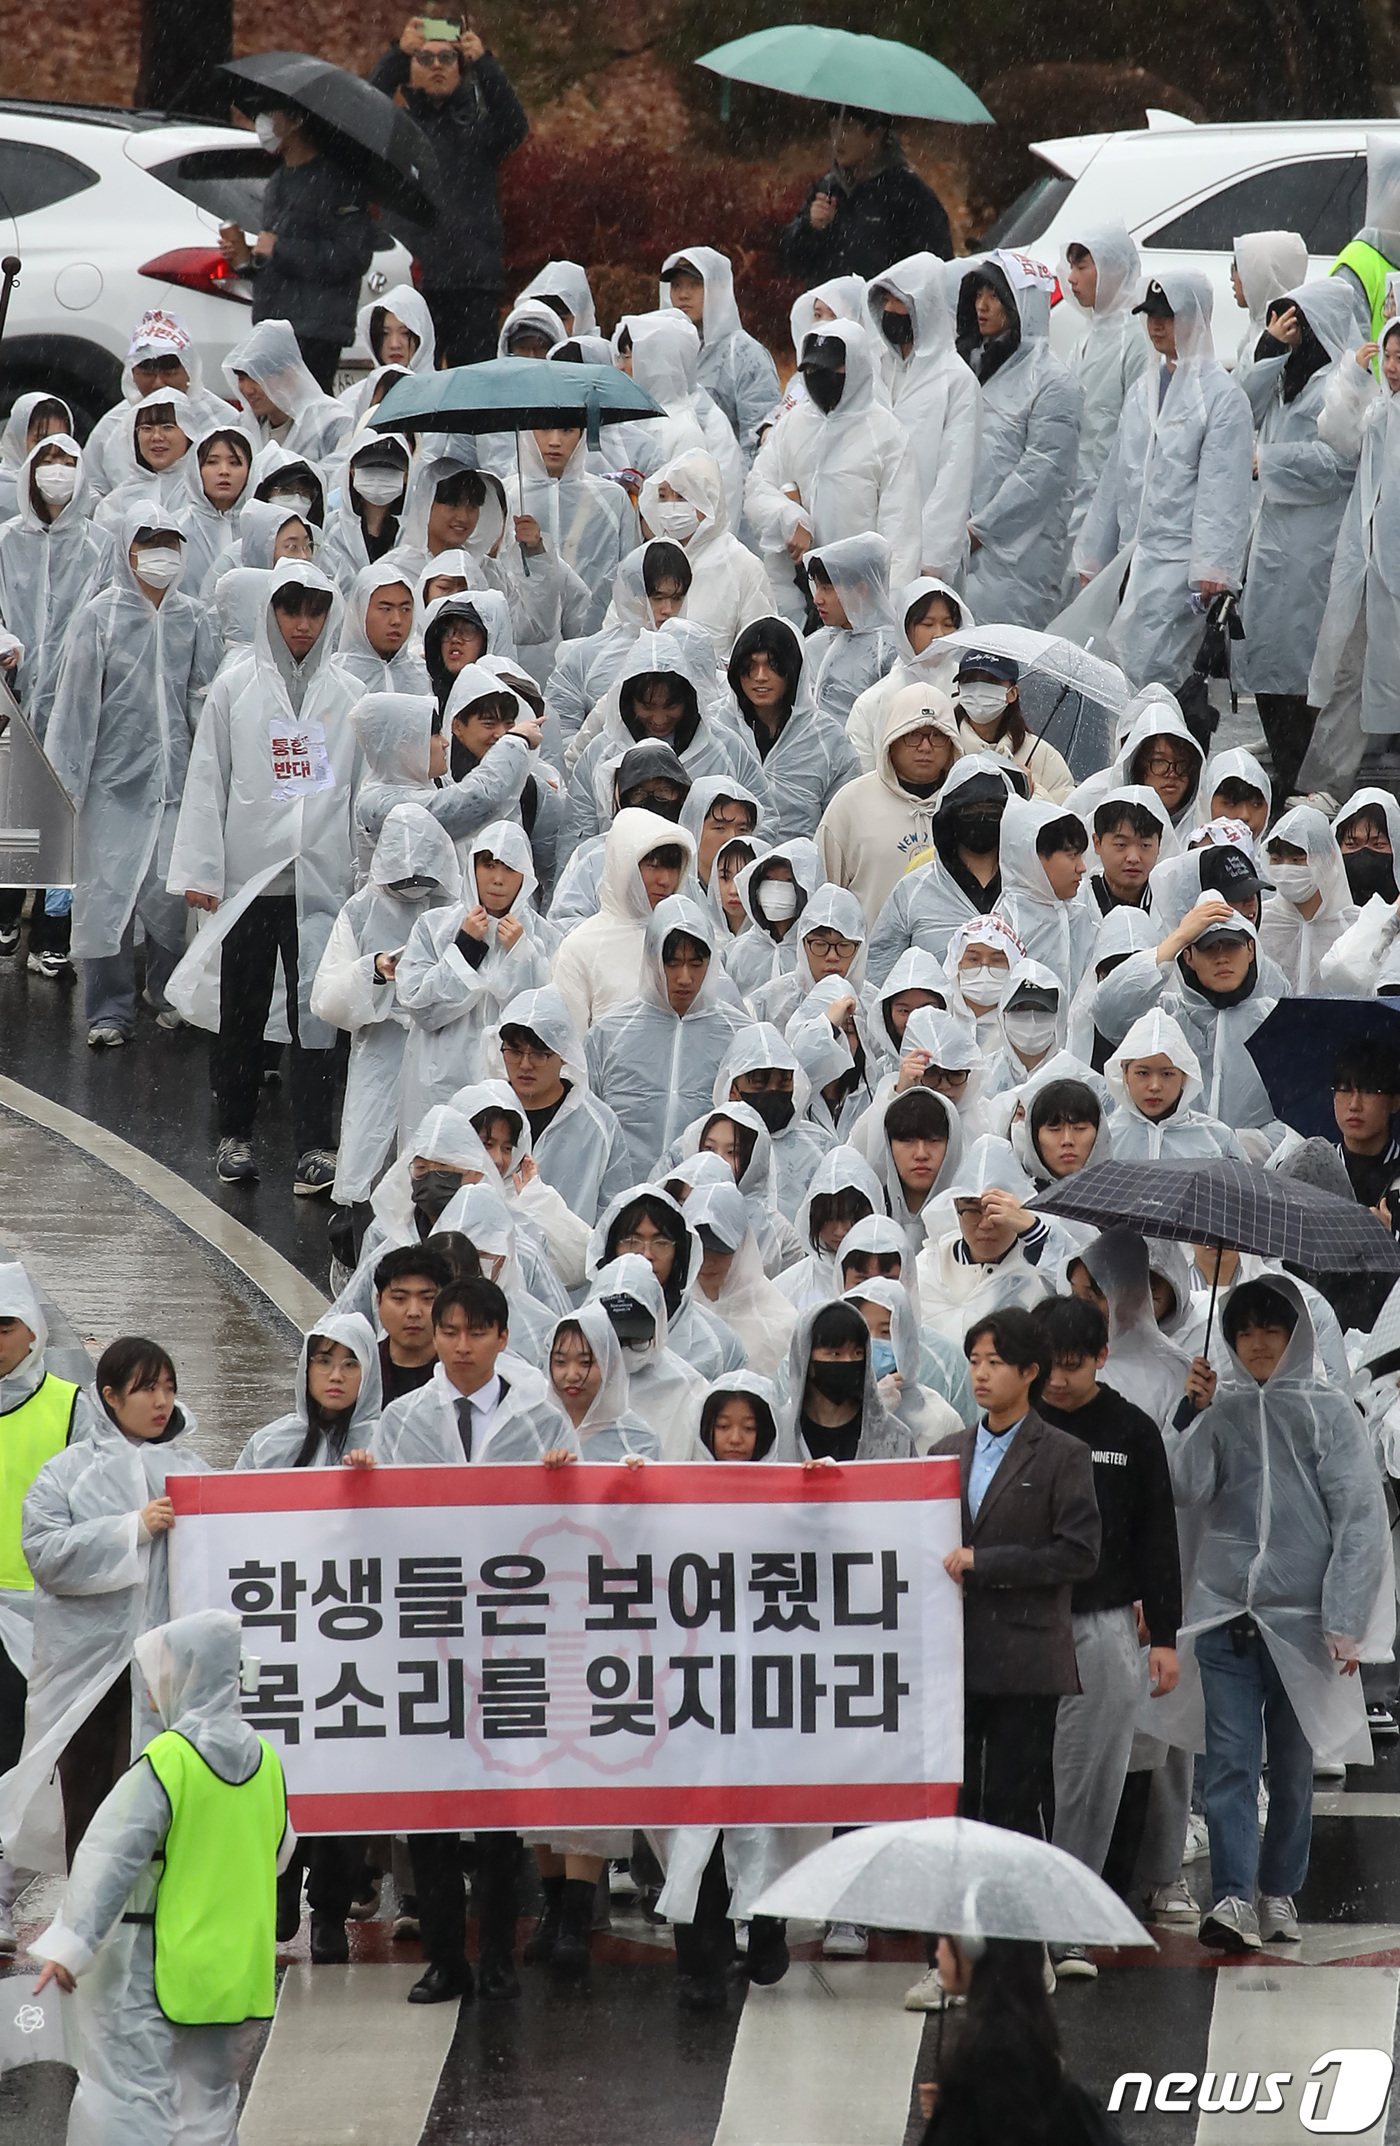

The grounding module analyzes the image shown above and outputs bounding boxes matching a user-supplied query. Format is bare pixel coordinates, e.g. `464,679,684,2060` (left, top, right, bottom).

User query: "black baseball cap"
1132,281,1176,319
1199,844,1275,901
801,334,847,372
956,650,1019,687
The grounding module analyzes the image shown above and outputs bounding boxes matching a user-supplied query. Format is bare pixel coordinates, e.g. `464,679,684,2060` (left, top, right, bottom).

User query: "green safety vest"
145,1730,286,2026
0,1373,78,1590
1332,239,1398,341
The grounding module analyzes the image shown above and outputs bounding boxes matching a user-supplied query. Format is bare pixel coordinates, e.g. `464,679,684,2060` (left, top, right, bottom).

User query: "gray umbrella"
221,53,441,224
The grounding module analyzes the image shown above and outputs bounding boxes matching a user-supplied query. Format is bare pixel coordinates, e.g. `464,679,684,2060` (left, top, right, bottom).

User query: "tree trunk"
135,0,233,118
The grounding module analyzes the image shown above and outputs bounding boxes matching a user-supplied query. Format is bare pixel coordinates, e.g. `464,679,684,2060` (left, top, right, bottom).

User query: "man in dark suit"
936,1307,1102,1839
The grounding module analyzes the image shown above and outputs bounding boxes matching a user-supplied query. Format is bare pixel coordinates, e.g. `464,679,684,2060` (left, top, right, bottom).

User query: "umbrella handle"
1203,1245,1221,1361
513,432,531,579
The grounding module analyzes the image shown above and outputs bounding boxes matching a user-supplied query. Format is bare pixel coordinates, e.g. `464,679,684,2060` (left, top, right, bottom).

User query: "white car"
981,113,1400,360
0,97,414,432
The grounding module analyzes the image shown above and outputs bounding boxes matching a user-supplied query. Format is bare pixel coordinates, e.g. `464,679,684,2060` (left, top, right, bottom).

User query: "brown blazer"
934,1409,1102,1697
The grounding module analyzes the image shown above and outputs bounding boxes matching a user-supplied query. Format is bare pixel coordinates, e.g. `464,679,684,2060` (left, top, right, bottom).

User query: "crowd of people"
9,42,1400,2144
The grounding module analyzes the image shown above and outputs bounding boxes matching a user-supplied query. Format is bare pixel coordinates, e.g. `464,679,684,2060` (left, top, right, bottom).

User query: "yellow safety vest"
0,1373,78,1590
145,1730,286,2026
1332,239,1397,342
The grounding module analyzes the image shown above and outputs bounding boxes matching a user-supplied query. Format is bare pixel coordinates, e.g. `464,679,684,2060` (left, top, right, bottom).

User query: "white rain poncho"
980,956,1070,1099
504,426,635,631
866,253,980,582
817,681,962,928
789,972,872,1140
724,620,857,845
1104,1007,1244,1160
223,317,353,463
840,1273,961,1452
637,448,773,650
333,1104,495,1317
437,1170,573,1346
957,250,1083,629
802,528,900,725
873,1079,967,1254
236,1312,383,1470
544,544,665,752
518,260,597,337
173,418,260,595
1065,903,1161,1067
374,1346,575,1465
1068,700,1204,835
1200,742,1272,825
482,984,634,1226
709,1022,834,1221
352,675,533,873
1074,268,1253,690
775,1143,886,1311
834,1214,975,1421
395,818,549,1137
1008,1056,1114,1188
606,311,745,523
1081,781,1177,915
1055,222,1151,542
316,431,414,592
845,576,973,775
583,1255,707,1459
0,389,73,524
549,740,710,931
1258,803,1356,993
1168,1274,1392,1763
915,1135,1059,1340
724,837,828,1000
750,883,869,1035
343,285,436,398
336,558,432,693
309,804,462,1202
744,319,921,596
1232,230,1309,399
164,562,361,1043
940,911,1027,1050
551,806,697,1033
585,1185,746,1381
0,1266,75,1683
773,1299,914,1463
583,893,749,1179
544,1303,658,1461
684,1179,797,1378
1241,278,1360,697
850,1003,989,1162
991,795,1098,991
204,498,310,646
865,755,1025,984
0,435,113,738
857,945,951,1073
662,1103,799,1280
84,307,240,495
1307,290,1400,738
0,1384,208,1874
91,386,200,536
45,502,222,963
1080,1230,1195,1434
659,245,781,460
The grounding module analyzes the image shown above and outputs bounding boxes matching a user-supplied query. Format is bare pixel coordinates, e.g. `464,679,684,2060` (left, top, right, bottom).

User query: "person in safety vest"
0,1263,97,1953
30,1610,292,2143
1333,134,1400,343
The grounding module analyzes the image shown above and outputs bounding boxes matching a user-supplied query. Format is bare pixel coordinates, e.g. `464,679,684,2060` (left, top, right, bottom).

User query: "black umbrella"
1244,996,1400,1142
221,53,441,224
1034,1156,1400,1354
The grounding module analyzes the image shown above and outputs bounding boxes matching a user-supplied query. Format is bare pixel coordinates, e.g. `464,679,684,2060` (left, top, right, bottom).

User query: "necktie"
455,1397,473,1461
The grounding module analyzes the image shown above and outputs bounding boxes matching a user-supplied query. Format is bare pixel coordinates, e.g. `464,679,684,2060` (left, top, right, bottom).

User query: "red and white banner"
167,1461,963,1834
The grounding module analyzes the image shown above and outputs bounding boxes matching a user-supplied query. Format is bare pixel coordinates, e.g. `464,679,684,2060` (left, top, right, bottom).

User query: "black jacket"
247,157,375,346
779,163,951,280
369,50,528,289
1037,1383,1182,1648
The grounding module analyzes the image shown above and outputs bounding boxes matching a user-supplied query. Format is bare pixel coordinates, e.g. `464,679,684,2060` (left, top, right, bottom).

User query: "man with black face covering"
597,1189,745,1376
866,756,1027,985
548,741,693,928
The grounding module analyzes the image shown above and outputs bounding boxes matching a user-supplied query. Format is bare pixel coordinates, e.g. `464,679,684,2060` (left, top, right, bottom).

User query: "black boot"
551,1877,596,1979
745,1916,790,1985
310,1916,349,1965
524,1874,565,1965
276,1862,303,1944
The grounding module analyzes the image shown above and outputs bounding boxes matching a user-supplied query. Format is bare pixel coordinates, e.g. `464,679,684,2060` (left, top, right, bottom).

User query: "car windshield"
981,173,1075,249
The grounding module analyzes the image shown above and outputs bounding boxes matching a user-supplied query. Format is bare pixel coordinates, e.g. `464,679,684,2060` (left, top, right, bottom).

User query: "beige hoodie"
550,807,696,1032
816,683,962,926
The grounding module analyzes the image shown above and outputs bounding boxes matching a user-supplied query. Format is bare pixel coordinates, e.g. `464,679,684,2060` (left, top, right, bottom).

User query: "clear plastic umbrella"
750,1818,1155,1947
941,625,1130,783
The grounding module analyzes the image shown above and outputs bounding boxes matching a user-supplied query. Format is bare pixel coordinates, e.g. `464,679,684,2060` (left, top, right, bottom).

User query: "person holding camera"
370,15,529,367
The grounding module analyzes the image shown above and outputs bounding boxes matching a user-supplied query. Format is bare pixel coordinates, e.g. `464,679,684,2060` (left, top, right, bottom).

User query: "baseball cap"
956,650,1019,688
1132,281,1176,319
800,334,847,372
1199,844,1274,902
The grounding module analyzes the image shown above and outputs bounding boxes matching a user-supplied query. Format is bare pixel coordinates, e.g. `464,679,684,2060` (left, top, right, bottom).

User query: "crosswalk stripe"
238,1962,458,2146
711,1962,924,2146
1196,1963,1399,2144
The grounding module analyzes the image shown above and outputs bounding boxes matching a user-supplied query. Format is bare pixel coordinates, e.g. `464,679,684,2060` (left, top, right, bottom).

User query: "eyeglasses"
616,1230,666,1254
804,935,858,960
1144,754,1193,779
501,1039,549,1062
417,46,460,66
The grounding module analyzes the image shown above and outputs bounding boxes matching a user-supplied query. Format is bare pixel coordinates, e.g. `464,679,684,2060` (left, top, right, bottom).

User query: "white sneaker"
1260,1895,1301,1942
904,1965,962,2012
1146,1878,1200,1924
86,1024,126,1049
1042,1947,1058,1995
1313,1756,1347,1782
1199,1896,1263,1951
1183,1814,1211,1864
1053,1945,1098,1979
822,1921,868,1958
733,1919,749,1954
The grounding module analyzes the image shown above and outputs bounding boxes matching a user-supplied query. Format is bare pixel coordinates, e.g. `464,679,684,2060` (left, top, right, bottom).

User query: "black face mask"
743,1090,795,1133
803,367,844,414
809,1359,865,1404
410,1169,463,1226
954,808,1002,856
1345,849,1399,904
881,307,914,350
621,786,684,822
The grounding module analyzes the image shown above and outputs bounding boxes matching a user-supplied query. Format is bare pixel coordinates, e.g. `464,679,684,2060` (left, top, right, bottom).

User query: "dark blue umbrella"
1243,997,1400,1142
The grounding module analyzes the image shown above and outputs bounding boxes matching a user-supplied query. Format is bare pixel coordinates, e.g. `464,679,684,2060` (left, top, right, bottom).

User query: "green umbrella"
697,24,994,126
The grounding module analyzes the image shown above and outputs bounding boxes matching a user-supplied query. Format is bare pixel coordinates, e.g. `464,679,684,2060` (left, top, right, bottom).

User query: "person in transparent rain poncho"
1056,222,1152,577
203,500,313,648
91,388,198,538
171,422,258,598
706,1024,835,1222
550,808,697,1033
1073,268,1252,693
745,319,920,620
723,839,828,1001
548,741,699,934
584,1187,745,1383
800,530,901,727
855,945,951,1083
334,559,431,694
659,1103,801,1281
604,311,744,527
45,506,223,1048
503,417,637,636
916,1135,1067,1341
222,316,353,465
845,576,973,775
992,798,1096,993
849,1003,991,1163
773,1144,886,1312
0,433,113,740
749,882,868,1036
955,250,1083,629
873,1085,967,1259
866,756,1026,985
85,307,241,501
1008,1070,1113,1202
636,449,774,653
316,432,414,594
545,539,690,756
484,982,634,1229
1331,133,1400,343
583,894,749,1182
580,1255,708,1459
1081,788,1172,919
339,283,437,417
788,972,873,1141
835,1214,974,1421
659,246,782,464
773,1298,916,1468
1258,803,1356,992
681,1179,797,1379
1169,1276,1391,1951
1067,696,1205,838
28,1610,291,2146
979,957,1070,1100
934,912,1024,1049
1105,1008,1244,1160
1230,229,1309,408
516,260,597,340
863,252,981,585
350,673,540,874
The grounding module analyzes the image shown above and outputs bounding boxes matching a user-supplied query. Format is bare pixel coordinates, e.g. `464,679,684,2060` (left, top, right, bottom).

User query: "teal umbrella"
370,359,663,452
697,25,994,126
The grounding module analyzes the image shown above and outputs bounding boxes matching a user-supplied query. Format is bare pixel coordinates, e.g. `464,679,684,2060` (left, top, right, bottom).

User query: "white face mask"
960,964,1007,1006
354,465,406,505
270,490,313,518
254,113,281,153
646,498,700,543
1269,863,1318,904
133,546,183,589
958,682,1010,721
757,879,799,923
1004,1008,1059,1058
33,463,76,505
